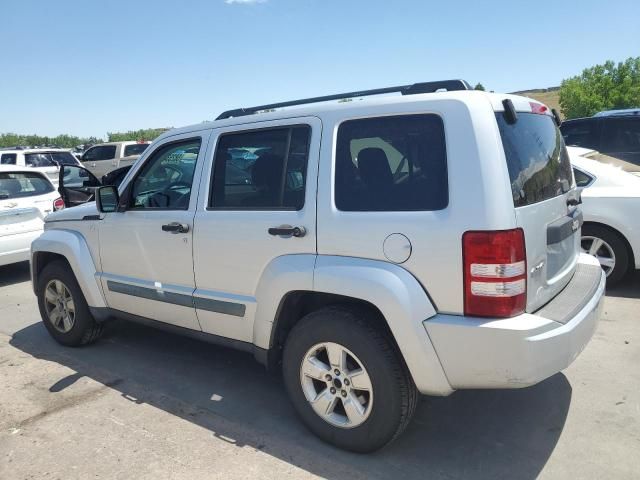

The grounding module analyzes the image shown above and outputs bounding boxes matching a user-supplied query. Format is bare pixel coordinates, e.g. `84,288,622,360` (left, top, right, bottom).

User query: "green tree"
107,128,169,142
559,57,640,119
474,83,486,91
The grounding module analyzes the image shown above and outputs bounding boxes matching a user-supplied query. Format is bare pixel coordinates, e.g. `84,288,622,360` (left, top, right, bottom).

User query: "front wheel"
37,260,104,346
282,306,418,453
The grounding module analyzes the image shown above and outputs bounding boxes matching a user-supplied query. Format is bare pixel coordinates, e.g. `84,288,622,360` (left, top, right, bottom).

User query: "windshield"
496,113,573,207
0,172,54,199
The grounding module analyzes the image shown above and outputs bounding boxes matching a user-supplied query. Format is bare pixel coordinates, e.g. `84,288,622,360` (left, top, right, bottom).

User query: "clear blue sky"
2,0,638,138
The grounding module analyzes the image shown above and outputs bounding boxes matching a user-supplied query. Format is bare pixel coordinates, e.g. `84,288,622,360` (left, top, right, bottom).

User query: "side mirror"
96,186,119,213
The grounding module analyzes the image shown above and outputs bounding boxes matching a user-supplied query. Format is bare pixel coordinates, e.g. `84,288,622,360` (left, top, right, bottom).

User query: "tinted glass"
601,118,640,153
25,153,56,167
124,144,149,156
335,114,447,211
210,126,310,210
1,153,17,165
130,139,200,209
496,113,573,207
50,152,78,166
83,145,117,161
572,168,593,187
560,120,598,149
0,172,54,199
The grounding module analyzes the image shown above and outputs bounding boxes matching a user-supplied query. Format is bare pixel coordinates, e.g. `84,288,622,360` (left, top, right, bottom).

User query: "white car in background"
569,147,640,284
0,148,81,187
0,167,63,267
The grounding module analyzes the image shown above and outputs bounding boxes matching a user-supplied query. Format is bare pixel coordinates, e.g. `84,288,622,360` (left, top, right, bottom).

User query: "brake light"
463,229,527,318
529,102,548,115
53,197,65,211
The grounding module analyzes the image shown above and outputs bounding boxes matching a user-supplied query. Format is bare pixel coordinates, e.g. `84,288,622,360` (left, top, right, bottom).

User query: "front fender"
313,256,453,396
31,229,106,308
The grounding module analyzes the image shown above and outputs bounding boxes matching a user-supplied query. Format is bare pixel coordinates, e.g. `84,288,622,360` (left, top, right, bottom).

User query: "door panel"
98,133,210,330
192,117,320,342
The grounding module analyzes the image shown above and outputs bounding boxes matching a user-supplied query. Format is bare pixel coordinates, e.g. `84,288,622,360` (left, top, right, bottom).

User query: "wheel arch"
31,229,106,308
258,255,453,396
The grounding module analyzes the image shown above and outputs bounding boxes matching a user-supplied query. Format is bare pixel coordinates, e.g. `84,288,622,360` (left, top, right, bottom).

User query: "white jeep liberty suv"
31,80,605,452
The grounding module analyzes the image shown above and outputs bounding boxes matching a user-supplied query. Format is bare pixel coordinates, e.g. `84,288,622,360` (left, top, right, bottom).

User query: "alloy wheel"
581,235,616,277
44,279,76,333
299,342,373,428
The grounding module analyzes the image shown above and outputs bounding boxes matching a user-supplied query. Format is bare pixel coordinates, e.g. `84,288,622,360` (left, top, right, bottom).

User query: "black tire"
582,224,630,286
282,305,418,453
36,260,103,346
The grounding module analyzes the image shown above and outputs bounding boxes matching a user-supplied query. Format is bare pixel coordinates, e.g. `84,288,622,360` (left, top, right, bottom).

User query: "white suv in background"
0,167,63,267
31,80,605,452
0,148,80,187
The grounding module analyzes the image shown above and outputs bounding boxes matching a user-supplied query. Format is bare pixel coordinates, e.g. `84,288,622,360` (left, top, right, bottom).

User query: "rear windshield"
0,172,54,199
124,144,149,156
496,113,573,207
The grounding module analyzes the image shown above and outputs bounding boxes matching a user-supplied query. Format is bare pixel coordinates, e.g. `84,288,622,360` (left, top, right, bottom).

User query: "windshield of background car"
0,172,54,199
496,112,573,207
124,144,150,156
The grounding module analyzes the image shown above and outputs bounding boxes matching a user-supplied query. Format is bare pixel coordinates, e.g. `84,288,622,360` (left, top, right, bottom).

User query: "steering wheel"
160,181,192,207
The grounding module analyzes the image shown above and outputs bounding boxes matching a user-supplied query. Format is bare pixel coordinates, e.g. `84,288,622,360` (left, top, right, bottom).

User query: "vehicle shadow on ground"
10,320,571,480
606,271,640,299
0,261,30,287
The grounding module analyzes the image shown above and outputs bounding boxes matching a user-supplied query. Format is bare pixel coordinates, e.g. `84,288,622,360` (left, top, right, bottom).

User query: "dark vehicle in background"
560,110,640,174
58,165,133,208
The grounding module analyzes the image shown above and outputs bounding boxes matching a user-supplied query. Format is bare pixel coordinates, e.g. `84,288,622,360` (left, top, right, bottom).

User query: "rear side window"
124,144,149,156
560,119,599,149
49,152,78,166
0,172,54,199
496,113,573,207
573,168,593,187
335,114,448,211
25,153,56,167
1,153,17,165
210,126,310,210
601,118,640,154
83,145,117,161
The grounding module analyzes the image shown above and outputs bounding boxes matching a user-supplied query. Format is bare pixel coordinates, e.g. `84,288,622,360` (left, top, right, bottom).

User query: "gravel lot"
0,261,638,480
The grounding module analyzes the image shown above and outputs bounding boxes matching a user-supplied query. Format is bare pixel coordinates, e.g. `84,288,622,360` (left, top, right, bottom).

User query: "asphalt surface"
0,261,638,479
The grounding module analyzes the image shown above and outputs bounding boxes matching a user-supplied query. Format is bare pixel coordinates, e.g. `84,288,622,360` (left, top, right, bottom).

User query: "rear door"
496,111,580,311
192,117,320,342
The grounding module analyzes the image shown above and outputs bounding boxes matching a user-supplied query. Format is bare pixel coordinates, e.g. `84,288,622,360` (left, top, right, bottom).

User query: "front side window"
0,172,54,199
497,113,573,207
210,126,310,210
124,143,149,156
83,145,117,161
1,153,17,165
335,114,448,211
130,139,201,209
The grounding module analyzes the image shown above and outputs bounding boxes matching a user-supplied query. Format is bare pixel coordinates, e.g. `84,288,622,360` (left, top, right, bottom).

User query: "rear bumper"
0,230,42,267
424,253,605,390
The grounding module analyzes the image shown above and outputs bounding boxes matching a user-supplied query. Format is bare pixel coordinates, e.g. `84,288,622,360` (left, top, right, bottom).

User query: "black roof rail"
216,79,472,120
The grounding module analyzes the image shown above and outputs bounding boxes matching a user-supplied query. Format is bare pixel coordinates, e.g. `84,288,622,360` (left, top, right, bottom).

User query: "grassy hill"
511,87,562,118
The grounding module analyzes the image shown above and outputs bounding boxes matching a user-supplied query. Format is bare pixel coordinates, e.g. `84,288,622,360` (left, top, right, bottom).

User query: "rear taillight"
53,197,65,211
463,229,527,318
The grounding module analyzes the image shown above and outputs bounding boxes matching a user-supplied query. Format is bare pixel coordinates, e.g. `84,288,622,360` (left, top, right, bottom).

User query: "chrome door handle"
268,225,306,237
162,222,189,234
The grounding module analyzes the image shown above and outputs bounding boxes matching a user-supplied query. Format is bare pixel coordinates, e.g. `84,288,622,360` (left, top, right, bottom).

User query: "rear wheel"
581,224,629,286
37,260,103,346
282,305,418,453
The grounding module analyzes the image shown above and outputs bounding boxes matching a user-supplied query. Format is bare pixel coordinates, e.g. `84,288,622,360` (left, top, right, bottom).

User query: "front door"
58,165,102,207
82,145,118,178
192,118,320,342
98,133,209,330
